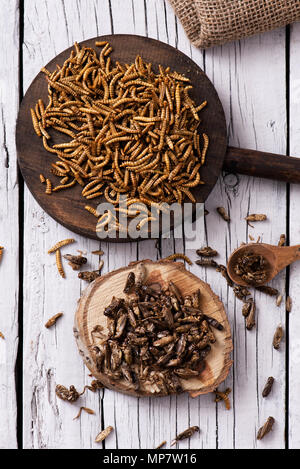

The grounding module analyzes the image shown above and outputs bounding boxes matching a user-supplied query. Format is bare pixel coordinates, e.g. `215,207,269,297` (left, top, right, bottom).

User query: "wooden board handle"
223,146,300,184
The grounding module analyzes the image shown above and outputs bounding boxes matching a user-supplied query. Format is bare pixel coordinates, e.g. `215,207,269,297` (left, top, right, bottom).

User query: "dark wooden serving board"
16,34,227,241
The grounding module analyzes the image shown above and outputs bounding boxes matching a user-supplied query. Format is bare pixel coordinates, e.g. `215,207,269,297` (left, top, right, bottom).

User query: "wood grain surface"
75,260,233,397
1,0,300,449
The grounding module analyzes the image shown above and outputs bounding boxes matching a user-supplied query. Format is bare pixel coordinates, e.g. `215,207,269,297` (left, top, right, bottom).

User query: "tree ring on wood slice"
74,260,233,397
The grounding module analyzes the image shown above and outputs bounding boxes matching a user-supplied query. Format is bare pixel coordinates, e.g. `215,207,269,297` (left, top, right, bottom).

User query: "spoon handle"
275,245,300,271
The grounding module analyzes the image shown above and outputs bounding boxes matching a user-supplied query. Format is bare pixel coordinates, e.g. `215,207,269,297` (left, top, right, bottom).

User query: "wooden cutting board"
74,260,233,397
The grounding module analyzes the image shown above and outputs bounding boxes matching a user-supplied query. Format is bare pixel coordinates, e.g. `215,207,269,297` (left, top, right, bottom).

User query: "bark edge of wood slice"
74,260,233,397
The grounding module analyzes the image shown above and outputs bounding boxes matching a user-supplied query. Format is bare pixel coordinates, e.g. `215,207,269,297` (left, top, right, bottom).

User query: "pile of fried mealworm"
31,41,209,232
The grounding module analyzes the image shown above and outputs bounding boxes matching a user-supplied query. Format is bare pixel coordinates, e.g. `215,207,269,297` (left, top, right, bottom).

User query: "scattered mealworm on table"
286,296,292,312
164,253,193,265
95,426,114,443
48,238,75,254
196,259,218,267
217,207,230,222
155,441,167,449
171,426,199,446
273,324,283,350
73,406,95,420
45,312,63,328
0,332,5,340
255,285,278,296
262,377,274,398
257,416,275,440
196,246,218,257
39,174,46,183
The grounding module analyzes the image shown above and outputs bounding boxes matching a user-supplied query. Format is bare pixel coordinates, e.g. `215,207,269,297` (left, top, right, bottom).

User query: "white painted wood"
288,21,300,450
0,0,19,449
20,0,295,449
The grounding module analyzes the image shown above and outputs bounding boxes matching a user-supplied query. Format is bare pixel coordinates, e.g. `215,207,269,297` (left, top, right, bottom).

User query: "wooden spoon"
227,243,300,287
74,260,233,398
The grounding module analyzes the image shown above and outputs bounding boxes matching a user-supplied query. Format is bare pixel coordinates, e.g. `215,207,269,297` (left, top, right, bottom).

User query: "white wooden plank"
22,0,110,449
0,0,19,449
204,30,287,448
288,21,300,449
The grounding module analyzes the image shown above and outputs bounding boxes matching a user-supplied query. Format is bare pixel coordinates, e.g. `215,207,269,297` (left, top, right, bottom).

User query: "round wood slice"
16,34,227,241
74,260,233,397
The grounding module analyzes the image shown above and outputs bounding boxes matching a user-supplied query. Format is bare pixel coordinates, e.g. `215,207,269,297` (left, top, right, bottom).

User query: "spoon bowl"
227,242,300,287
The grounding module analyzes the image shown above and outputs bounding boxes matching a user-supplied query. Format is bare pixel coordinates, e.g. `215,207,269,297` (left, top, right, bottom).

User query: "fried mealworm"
48,238,75,254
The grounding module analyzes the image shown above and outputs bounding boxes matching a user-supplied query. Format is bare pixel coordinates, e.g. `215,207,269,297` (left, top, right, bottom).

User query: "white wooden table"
1,0,300,450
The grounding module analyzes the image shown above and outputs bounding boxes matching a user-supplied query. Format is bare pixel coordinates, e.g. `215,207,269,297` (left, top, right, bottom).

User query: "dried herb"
273,325,283,350
233,252,269,286
196,247,218,257
63,254,87,270
73,406,95,420
255,285,278,296
245,214,267,222
156,441,167,449
196,259,218,267
78,270,101,283
286,296,292,312
171,426,199,446
262,377,274,398
217,207,230,222
95,426,114,443
55,384,82,402
214,388,231,410
45,312,63,328
278,234,286,246
257,417,275,440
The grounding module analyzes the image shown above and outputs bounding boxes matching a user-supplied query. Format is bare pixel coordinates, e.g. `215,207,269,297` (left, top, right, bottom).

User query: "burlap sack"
169,0,300,48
